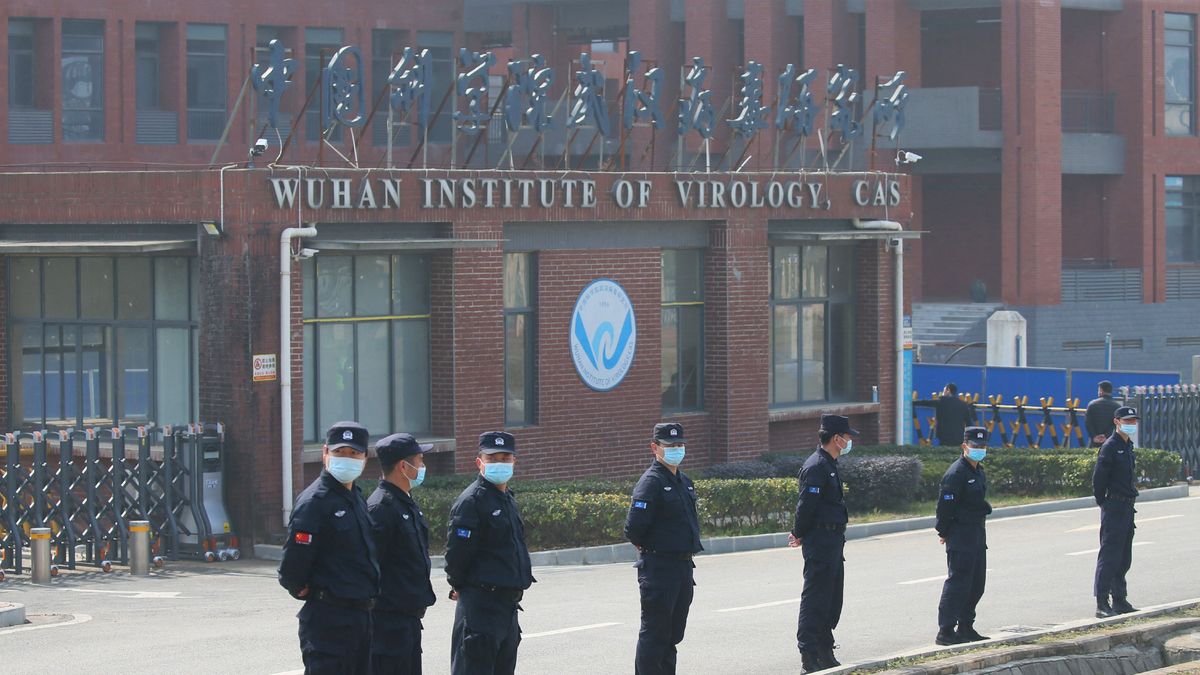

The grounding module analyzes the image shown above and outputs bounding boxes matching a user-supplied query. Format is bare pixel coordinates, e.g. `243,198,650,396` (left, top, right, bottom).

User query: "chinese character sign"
827,64,862,142
775,64,819,136
504,54,554,133
677,57,715,140
569,52,610,137
873,71,909,141
388,47,431,134
727,61,770,139
454,48,495,134
322,46,366,130
252,39,295,130
622,51,663,131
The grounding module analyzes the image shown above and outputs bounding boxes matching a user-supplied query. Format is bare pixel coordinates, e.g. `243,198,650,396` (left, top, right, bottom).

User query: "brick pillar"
705,218,770,462
629,0,683,170
856,239,897,443
743,0,792,170
450,221,505,473
511,3,572,98
804,1,858,73
685,0,741,156
1000,1,1062,306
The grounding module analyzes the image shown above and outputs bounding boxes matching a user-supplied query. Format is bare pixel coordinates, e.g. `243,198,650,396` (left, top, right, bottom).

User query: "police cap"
479,431,517,455
1114,406,1140,420
819,414,860,437
375,433,433,464
964,426,988,445
327,421,369,453
653,423,685,444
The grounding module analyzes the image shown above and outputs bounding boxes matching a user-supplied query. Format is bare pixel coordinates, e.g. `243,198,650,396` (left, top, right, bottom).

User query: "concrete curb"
824,598,1200,674
0,602,27,628
253,484,1191,567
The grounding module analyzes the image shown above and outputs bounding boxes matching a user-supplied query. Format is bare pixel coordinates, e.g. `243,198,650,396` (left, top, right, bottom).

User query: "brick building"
2,0,1196,543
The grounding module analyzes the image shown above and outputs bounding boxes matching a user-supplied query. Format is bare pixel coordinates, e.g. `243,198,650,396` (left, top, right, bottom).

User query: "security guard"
279,421,380,675
624,422,703,675
1085,381,1121,448
789,414,854,673
1093,406,1141,618
934,426,993,646
368,433,436,675
445,431,535,675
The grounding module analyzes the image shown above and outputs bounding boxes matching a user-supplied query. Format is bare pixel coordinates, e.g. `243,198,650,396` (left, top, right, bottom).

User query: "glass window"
7,257,197,430
135,23,161,110
770,244,855,405
372,29,406,147
1166,175,1200,263
302,254,432,441
418,31,453,143
8,18,37,108
661,250,704,412
186,24,227,141
61,19,104,141
504,253,536,425
1166,13,1195,136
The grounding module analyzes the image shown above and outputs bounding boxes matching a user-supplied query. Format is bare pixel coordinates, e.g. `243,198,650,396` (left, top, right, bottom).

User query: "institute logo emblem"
570,279,637,391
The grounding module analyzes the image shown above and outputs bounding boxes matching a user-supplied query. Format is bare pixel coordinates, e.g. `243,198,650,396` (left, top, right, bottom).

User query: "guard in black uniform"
934,426,993,646
915,383,977,446
624,422,703,675
1084,381,1120,448
790,414,855,673
445,431,535,675
279,421,380,675
368,433,436,675
1093,406,1141,618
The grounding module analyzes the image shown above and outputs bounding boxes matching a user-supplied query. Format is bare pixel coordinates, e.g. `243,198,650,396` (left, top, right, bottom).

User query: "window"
661,250,704,412
135,23,161,110
504,253,537,426
8,19,36,108
1166,13,1195,136
769,245,855,405
1166,176,1200,263
418,31,453,143
7,257,199,430
186,24,227,141
305,27,344,142
372,29,406,147
61,19,104,141
301,255,431,441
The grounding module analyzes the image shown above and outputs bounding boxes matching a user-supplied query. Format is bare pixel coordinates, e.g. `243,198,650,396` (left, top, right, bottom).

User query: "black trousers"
796,533,845,654
371,611,423,675
937,547,987,631
298,600,372,675
450,587,521,675
1094,502,1136,598
634,555,695,675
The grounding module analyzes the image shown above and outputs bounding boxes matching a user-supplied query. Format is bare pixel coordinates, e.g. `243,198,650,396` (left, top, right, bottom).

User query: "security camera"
895,150,922,165
250,137,268,157
888,237,902,250
296,248,319,260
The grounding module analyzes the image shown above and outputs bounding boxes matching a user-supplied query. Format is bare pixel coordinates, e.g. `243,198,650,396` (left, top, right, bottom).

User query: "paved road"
2,490,1198,674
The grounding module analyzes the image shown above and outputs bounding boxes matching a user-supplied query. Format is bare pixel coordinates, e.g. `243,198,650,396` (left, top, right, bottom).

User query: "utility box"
987,311,1028,366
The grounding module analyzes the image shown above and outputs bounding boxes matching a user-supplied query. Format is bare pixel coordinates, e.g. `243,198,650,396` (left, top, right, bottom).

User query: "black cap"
479,431,517,455
964,426,988,444
1114,406,1140,420
327,421,369,453
375,433,433,464
653,423,685,444
820,414,860,437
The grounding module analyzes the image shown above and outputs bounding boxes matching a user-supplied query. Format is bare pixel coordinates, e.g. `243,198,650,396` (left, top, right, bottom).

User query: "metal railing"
1062,91,1115,133
978,89,1002,131
1128,384,1200,477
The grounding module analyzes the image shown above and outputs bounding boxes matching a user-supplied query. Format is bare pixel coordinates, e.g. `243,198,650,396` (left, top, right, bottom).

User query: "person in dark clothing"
916,383,977,447
368,433,437,675
934,426,994,646
444,431,535,675
278,421,380,675
624,422,703,675
1085,381,1121,448
1092,407,1141,618
789,414,855,673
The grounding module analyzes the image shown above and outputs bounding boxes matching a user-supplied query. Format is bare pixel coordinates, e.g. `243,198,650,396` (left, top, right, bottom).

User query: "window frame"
185,23,228,142
60,19,105,142
503,252,538,427
1165,12,1196,137
8,18,37,109
1166,175,1200,263
661,248,705,414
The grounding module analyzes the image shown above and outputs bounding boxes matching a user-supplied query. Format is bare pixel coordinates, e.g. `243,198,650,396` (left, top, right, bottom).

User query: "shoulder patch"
455,527,472,539
943,494,955,501
806,486,821,494
633,500,649,510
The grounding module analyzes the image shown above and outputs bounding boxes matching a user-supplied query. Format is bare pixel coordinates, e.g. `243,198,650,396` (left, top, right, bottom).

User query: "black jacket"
792,448,848,538
444,476,535,592
1093,432,1139,505
935,457,992,552
368,481,436,616
624,460,703,555
1085,395,1121,445
278,470,380,602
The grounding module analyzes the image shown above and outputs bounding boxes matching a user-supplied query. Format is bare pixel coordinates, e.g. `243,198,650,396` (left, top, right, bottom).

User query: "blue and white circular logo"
570,279,637,391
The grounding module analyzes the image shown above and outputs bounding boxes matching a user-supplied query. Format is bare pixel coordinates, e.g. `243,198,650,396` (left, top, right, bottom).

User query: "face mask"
662,446,686,466
482,461,514,485
967,448,987,462
840,438,853,455
327,456,365,484
405,462,426,489
1119,423,1137,437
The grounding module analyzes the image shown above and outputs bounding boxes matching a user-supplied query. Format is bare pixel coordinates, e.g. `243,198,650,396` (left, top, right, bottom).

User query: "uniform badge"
968,479,976,484
492,509,502,516
688,486,694,491
343,430,354,440
664,486,673,491
294,532,313,545
455,528,472,539
334,510,346,517
633,500,649,509
402,514,411,520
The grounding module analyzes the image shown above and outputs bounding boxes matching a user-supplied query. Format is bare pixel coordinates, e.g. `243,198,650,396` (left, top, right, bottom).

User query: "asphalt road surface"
2,490,1198,674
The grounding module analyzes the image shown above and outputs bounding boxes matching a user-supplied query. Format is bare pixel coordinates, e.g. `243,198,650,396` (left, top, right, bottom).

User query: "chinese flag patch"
294,532,313,545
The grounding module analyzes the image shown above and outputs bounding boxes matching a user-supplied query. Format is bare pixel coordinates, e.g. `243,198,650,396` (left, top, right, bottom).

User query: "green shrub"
700,461,778,480
840,456,923,512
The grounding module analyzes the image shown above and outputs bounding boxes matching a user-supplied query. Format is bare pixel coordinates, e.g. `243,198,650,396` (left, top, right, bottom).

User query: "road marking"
56,588,183,599
898,568,994,586
1066,514,1183,533
1066,541,1155,557
0,613,91,637
523,622,621,638
716,598,802,612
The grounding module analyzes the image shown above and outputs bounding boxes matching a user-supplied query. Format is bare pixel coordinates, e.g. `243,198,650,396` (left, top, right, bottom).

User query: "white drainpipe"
280,221,316,527
893,239,905,443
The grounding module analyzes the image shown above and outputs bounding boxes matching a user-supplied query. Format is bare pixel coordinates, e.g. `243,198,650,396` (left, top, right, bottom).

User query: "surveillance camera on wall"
250,137,268,157
296,248,319,260
895,150,922,165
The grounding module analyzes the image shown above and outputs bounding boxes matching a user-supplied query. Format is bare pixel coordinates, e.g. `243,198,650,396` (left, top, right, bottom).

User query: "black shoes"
820,647,841,668
1096,596,1118,618
800,651,824,673
956,626,990,642
935,629,962,646
1112,596,1138,614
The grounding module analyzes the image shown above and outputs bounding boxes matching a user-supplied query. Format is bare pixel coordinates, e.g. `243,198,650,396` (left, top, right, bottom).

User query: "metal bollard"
129,521,151,576
31,528,52,584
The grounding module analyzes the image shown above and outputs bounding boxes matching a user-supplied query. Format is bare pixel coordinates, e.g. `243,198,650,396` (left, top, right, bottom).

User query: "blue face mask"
967,447,987,462
327,456,365,484
840,438,853,455
661,446,686,466
482,461,514,485
405,462,426,489
1119,423,1138,437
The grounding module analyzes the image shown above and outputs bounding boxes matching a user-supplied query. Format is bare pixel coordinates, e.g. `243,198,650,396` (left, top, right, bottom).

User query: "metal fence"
1,423,234,576
1128,384,1200,477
